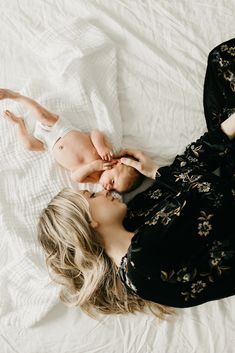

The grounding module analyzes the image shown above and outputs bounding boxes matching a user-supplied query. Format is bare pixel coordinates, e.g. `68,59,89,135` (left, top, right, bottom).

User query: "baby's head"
99,161,143,193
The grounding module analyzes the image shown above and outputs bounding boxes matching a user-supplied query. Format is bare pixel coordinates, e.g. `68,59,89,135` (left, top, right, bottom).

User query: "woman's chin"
120,202,128,217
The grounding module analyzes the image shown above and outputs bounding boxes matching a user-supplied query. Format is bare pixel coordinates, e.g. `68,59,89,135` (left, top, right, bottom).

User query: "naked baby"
0,89,141,192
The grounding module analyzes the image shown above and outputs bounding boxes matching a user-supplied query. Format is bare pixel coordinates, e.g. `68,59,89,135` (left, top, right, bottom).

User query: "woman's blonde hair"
37,188,173,319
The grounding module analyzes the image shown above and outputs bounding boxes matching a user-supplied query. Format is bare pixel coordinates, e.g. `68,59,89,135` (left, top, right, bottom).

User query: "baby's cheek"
102,170,111,181
99,172,108,187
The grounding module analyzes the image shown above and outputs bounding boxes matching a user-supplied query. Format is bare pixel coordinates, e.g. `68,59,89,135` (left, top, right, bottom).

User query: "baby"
0,89,141,192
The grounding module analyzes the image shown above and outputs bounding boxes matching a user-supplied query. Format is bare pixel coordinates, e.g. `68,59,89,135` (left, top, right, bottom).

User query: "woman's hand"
0,88,20,100
116,149,160,179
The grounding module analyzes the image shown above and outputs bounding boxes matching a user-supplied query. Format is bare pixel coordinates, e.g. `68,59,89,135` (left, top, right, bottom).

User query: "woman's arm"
118,113,235,182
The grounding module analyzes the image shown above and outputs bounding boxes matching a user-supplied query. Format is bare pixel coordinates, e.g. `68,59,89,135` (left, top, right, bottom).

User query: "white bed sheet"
0,0,235,352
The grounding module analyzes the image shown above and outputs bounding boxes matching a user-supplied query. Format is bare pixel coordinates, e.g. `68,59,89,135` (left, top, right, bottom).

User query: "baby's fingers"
103,151,113,161
102,160,117,169
103,162,113,170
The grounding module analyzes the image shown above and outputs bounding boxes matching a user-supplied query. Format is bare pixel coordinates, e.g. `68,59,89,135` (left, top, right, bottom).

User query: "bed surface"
0,1,234,352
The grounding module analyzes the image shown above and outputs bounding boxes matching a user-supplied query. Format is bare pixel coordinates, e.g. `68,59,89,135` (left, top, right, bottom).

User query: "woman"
38,40,235,318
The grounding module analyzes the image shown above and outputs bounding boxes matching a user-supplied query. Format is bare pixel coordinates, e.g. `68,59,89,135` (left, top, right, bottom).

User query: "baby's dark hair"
127,168,145,192
122,156,145,192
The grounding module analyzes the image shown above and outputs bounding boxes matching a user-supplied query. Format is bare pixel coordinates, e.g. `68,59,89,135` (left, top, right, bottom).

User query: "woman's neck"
100,225,134,267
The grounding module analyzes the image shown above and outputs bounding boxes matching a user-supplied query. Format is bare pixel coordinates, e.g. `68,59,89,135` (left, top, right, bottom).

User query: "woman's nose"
100,190,110,196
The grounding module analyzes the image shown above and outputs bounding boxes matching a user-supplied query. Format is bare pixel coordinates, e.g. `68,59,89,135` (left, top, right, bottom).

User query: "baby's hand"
92,159,117,172
0,89,20,100
97,147,114,162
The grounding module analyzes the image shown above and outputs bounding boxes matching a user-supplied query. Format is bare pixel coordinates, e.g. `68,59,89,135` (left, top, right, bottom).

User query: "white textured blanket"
0,19,122,327
1,2,235,352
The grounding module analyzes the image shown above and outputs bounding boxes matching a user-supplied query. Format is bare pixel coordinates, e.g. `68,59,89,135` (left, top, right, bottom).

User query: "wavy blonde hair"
37,188,173,319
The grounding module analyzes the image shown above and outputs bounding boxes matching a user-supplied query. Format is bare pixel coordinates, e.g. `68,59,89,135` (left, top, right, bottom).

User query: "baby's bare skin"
53,130,110,182
0,88,116,183
0,88,138,192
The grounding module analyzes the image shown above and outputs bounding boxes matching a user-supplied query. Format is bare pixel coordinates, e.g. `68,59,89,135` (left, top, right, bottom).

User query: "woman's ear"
90,219,99,229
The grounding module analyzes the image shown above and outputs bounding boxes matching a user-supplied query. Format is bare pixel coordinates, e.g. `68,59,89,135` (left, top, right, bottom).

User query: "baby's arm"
0,88,58,126
90,129,113,161
71,160,116,183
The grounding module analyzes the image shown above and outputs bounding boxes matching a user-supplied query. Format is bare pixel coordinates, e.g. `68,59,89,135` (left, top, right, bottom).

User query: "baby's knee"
23,139,34,150
22,138,44,151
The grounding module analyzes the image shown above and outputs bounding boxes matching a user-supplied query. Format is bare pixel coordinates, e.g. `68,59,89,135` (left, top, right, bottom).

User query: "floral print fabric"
118,39,235,308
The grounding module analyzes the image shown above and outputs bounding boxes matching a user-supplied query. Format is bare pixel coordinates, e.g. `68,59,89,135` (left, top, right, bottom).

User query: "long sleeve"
157,127,233,192
124,127,234,231
119,143,235,307
203,38,235,131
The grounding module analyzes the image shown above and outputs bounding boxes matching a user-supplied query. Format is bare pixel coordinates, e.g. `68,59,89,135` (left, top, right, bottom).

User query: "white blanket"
0,19,122,327
0,1,235,352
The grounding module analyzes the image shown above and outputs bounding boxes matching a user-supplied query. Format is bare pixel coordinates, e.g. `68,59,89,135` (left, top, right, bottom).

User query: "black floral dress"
118,39,235,308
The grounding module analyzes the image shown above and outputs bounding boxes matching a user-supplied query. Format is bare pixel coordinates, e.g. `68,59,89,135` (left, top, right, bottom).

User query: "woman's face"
81,190,127,226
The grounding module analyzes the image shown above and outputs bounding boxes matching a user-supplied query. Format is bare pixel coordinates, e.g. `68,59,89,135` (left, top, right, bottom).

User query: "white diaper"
33,117,75,151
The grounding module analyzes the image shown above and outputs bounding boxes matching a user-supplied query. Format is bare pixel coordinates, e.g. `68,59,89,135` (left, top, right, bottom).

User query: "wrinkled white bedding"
0,0,234,352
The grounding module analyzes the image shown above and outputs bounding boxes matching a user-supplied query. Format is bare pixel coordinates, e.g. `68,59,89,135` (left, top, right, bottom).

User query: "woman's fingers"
120,157,141,171
121,152,159,179
115,148,145,161
116,149,159,179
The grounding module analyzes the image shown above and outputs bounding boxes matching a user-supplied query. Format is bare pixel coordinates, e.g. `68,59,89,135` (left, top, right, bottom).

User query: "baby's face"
99,164,134,192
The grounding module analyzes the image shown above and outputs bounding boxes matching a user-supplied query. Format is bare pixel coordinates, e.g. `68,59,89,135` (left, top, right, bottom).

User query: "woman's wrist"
154,169,161,179
149,165,160,180
221,113,235,140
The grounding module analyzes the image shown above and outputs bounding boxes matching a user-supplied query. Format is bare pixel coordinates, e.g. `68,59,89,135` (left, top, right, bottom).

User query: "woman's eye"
90,193,96,198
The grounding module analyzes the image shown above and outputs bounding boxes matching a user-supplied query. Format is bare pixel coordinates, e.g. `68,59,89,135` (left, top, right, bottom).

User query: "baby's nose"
105,184,112,191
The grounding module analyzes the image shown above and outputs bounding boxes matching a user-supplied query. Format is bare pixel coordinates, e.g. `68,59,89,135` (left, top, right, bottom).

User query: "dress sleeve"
157,127,233,190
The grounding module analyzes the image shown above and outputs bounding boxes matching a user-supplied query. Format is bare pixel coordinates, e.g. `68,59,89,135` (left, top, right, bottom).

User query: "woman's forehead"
81,190,90,196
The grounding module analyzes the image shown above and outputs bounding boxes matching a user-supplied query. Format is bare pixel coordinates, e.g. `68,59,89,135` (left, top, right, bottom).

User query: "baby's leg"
90,129,113,161
1,89,58,126
16,94,58,126
4,110,45,151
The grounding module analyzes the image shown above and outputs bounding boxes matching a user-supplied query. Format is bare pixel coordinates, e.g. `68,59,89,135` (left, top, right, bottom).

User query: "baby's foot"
3,110,23,124
0,89,20,100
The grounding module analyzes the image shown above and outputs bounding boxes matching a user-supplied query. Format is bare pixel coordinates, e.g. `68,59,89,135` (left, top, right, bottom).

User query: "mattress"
0,0,234,352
